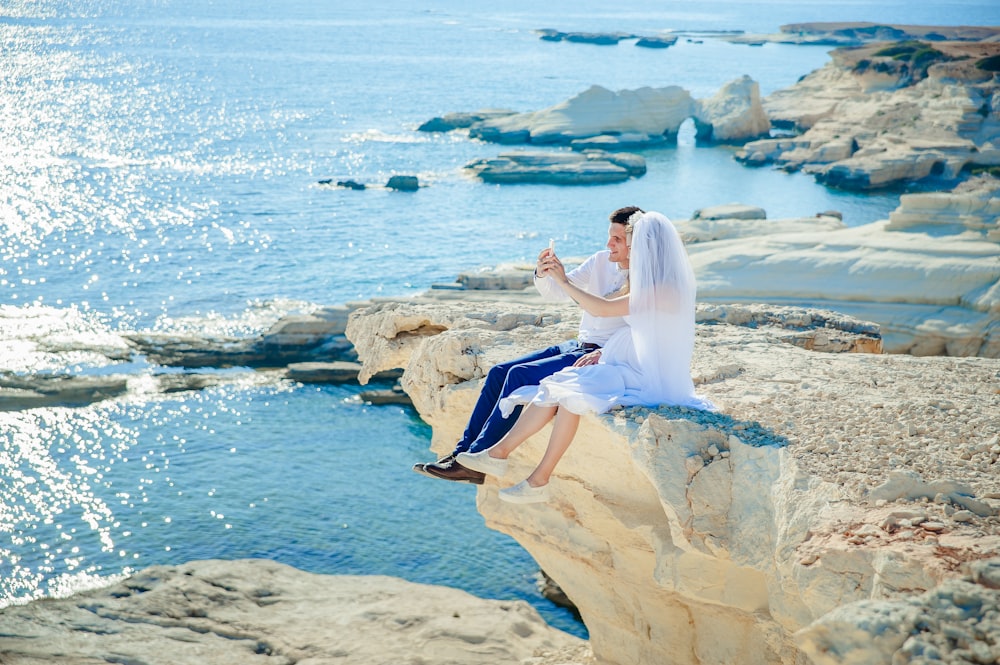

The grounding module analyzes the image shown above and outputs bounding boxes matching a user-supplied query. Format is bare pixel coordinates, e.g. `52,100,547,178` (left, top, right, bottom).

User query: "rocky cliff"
345,300,999,665
737,39,1000,190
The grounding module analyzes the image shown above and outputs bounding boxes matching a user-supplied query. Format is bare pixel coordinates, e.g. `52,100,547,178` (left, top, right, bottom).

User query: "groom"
413,205,640,483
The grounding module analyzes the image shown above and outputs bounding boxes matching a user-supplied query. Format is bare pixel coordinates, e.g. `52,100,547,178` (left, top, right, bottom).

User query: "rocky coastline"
2,176,996,414
411,23,1000,192
737,38,1000,190
2,22,999,665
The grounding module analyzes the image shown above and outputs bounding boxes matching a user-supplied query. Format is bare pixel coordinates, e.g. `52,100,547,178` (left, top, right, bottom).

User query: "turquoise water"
2,0,999,639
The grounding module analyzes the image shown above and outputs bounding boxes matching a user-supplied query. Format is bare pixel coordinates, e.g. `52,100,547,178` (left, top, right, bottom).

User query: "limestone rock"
434,77,770,148
457,265,536,291
346,300,1000,665
417,109,517,132
635,35,677,49
464,150,646,185
770,22,1000,46
795,560,1000,665
693,75,771,143
128,306,361,368
676,215,846,244
535,29,636,45
285,360,364,383
386,175,419,191
737,40,1000,190
569,132,669,150
0,373,129,410
886,175,1000,236
0,559,585,665
692,203,767,221
468,84,698,144
684,183,1000,358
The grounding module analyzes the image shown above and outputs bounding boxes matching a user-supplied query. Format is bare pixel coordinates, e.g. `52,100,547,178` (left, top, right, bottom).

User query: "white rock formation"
692,202,767,220
682,179,1000,358
345,299,1000,665
737,42,1000,189
0,559,586,664
694,75,771,143
675,214,846,244
464,149,646,185
466,78,770,146
471,84,697,145
885,177,1000,240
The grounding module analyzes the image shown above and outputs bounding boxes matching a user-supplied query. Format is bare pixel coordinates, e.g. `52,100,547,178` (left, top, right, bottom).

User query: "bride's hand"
573,350,601,367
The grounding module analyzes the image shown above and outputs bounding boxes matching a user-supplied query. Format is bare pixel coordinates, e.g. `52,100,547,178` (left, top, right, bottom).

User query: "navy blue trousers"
450,343,589,456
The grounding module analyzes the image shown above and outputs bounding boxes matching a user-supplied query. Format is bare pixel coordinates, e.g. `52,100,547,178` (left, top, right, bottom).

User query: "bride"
457,211,715,503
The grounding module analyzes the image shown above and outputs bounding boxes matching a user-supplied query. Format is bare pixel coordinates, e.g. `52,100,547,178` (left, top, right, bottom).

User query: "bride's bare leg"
488,404,557,459
525,409,581,487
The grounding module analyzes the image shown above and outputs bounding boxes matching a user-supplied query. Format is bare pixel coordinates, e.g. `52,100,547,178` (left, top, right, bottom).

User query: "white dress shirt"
534,249,628,346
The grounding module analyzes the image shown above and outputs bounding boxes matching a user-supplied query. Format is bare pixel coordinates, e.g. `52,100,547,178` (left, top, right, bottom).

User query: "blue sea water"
2,0,999,639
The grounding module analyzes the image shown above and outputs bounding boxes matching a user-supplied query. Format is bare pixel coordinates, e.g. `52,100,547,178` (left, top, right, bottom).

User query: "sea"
2,0,999,639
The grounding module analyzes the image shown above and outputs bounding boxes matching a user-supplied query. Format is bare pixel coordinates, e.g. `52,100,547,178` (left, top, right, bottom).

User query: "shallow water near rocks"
2,0,998,639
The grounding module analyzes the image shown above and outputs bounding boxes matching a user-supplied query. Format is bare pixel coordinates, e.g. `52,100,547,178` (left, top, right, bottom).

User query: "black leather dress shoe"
424,458,486,485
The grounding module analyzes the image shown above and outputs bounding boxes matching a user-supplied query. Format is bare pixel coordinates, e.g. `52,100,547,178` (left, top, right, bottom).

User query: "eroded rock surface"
346,299,999,665
464,150,646,185
680,179,1000,358
0,559,585,665
737,39,1000,190
432,78,769,149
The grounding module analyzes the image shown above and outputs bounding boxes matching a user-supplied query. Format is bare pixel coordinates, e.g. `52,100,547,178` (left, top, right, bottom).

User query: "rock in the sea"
469,84,697,145
693,74,771,143
386,175,419,191
285,360,364,383
774,22,1000,46
464,150,646,185
430,77,772,148
417,109,517,132
0,559,585,665
359,384,412,405
0,373,129,410
635,35,678,49
345,298,999,665
126,305,362,369
535,29,636,45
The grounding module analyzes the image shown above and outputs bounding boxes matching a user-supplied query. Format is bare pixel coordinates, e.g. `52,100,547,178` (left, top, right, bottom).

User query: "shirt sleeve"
534,252,598,301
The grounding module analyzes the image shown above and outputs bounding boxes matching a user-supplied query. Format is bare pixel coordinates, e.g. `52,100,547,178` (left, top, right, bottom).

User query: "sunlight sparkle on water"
0,409,130,606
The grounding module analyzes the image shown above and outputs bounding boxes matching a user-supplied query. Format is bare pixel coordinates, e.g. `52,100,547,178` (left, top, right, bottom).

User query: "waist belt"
579,342,601,351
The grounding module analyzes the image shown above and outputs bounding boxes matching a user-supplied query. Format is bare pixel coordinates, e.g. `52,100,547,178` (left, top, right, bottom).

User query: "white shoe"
455,450,508,477
499,480,550,504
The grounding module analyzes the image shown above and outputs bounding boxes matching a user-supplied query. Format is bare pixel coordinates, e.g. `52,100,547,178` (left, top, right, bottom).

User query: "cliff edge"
346,301,1000,665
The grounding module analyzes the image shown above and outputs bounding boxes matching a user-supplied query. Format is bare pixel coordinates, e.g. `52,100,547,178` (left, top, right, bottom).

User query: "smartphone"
548,238,556,254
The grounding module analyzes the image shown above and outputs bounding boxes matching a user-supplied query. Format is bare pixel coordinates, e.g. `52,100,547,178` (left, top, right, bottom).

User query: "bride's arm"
539,256,628,317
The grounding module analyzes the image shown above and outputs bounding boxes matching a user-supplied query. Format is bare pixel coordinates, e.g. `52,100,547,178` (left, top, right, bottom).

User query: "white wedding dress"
500,212,714,417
